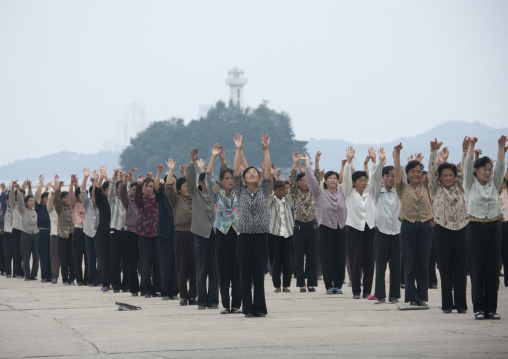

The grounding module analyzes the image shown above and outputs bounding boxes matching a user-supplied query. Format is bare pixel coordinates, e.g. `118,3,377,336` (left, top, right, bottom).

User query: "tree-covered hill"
120,101,308,174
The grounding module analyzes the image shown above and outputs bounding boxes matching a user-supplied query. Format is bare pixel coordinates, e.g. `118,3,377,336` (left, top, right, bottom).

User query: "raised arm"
154,164,164,191
369,148,385,200
394,143,403,185
165,159,178,207
315,151,322,172
342,146,355,198
82,168,90,192
261,134,271,180
428,138,443,195
36,175,44,205
207,144,222,175
16,188,26,214
187,148,199,197
494,135,508,189
464,136,477,189
196,159,206,175
233,134,244,176
303,154,321,198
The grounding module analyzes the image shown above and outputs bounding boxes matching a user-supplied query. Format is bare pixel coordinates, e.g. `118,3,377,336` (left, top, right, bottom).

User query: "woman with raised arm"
343,146,376,299
498,164,508,288
233,133,272,317
304,152,347,295
35,176,51,282
394,143,433,308
81,169,99,287
166,158,197,306
69,174,88,286
206,144,242,314
428,138,469,314
464,135,507,320
289,151,321,293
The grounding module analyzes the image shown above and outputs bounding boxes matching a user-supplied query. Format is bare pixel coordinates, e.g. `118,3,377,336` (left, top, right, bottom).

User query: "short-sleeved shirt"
395,181,433,223
233,175,271,234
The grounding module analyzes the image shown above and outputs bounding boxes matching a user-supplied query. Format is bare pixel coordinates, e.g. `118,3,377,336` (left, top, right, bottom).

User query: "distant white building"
226,66,247,109
116,102,148,148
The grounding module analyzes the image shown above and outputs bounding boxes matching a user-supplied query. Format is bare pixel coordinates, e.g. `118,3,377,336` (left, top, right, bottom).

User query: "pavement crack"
52,317,100,355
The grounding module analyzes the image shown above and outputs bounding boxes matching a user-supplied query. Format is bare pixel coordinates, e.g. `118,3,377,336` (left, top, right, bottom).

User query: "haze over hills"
0,121,506,183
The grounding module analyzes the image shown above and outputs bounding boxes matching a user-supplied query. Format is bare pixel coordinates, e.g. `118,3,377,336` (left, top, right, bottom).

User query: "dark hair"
24,194,34,204
382,165,395,177
273,180,286,191
352,171,368,182
323,171,339,190
19,188,25,195
130,181,137,188
284,180,289,185
176,177,187,193
116,181,122,190
41,192,49,201
198,172,206,191
473,156,492,176
296,172,306,182
89,185,94,193
242,166,260,178
61,191,69,199
142,177,154,187
220,168,234,181
405,160,424,174
437,162,457,177
75,187,81,200
101,181,110,191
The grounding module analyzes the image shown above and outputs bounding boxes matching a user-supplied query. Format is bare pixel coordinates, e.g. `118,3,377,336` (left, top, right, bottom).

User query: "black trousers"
238,233,268,315
319,225,346,290
215,227,241,310
501,221,508,287
12,228,23,277
346,225,375,297
138,236,160,296
126,231,140,294
293,220,318,288
174,231,197,300
0,233,4,273
158,234,178,297
434,224,467,311
95,234,102,285
21,232,39,279
38,229,51,280
3,232,13,276
468,221,500,314
374,229,401,300
58,234,75,283
111,229,129,291
429,228,438,286
100,232,111,288
268,234,292,288
72,228,88,285
195,231,219,307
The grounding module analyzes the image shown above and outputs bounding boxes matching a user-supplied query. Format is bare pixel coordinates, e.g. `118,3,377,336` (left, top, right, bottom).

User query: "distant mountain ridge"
0,121,505,183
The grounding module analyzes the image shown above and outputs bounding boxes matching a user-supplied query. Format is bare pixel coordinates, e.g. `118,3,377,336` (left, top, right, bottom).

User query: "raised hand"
261,133,270,150
45,182,53,191
299,163,305,173
190,148,199,164
137,174,143,184
234,133,243,150
462,136,470,151
92,170,99,181
156,163,164,173
315,151,322,162
499,135,508,147
345,146,355,162
270,164,276,177
212,144,221,157
430,138,443,151
299,153,309,162
53,174,59,185
368,147,376,162
415,153,424,163
70,174,77,184
438,147,449,164
39,175,44,184
146,172,154,179
166,159,176,171
341,159,347,166
364,155,370,165
470,136,478,145
100,165,107,176
179,164,188,177
292,151,300,163
219,146,226,161
196,159,206,172
58,181,65,189
83,168,91,177
277,169,283,178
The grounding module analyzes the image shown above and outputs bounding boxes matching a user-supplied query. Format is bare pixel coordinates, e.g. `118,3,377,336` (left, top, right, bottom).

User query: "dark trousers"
111,229,129,291
126,231,140,294
174,231,197,300
468,221,500,314
38,229,51,280
95,234,102,285
294,220,318,288
12,228,23,276
21,232,39,279
215,228,241,310
72,228,88,285
158,234,178,297
58,235,75,283
195,231,219,307
374,229,401,300
138,236,160,296
400,220,433,302
347,225,375,297
4,232,13,275
50,234,60,280
0,233,4,273
435,224,467,311
501,222,508,286
429,229,438,286
319,225,346,290
84,233,97,285
268,234,292,288
100,232,111,288
238,233,268,315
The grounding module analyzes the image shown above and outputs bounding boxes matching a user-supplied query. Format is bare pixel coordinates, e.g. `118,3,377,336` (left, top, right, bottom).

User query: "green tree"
120,101,307,175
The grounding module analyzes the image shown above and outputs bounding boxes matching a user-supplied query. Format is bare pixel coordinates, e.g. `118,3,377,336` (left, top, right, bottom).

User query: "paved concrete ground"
1,273,507,359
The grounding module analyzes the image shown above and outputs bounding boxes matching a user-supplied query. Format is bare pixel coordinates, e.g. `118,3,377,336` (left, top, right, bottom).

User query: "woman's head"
142,177,155,198
198,172,206,191
61,191,70,206
176,177,189,198
296,172,308,191
243,166,260,185
323,171,339,191
473,156,493,184
382,166,395,189
41,192,49,206
220,168,234,190
437,162,457,189
352,171,368,192
273,180,287,199
405,160,424,184
24,194,34,210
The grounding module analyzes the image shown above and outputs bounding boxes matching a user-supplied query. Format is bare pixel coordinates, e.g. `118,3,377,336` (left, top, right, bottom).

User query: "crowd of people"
0,134,507,321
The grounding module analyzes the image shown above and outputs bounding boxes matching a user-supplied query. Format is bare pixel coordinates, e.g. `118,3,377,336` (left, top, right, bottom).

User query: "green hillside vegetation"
120,101,308,175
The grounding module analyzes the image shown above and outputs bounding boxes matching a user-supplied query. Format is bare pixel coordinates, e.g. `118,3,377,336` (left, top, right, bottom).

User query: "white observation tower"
226,66,247,109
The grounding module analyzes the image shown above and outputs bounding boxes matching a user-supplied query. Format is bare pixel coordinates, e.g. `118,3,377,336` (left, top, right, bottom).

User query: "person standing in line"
9,180,29,278
35,176,52,283
93,168,112,292
46,186,60,284
498,168,508,288
69,174,88,286
206,144,242,314
80,169,98,287
464,135,507,320
2,184,14,278
233,133,272,318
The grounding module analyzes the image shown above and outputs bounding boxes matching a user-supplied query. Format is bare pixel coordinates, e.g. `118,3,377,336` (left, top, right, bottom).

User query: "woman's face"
297,176,308,191
180,182,189,198
407,166,422,185
439,168,456,189
26,197,34,210
353,176,368,193
220,172,234,190
474,163,493,184
382,170,395,189
325,174,338,191
244,168,259,184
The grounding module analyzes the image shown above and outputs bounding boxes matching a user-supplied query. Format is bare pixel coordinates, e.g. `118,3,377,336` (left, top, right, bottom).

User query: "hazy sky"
1,0,507,166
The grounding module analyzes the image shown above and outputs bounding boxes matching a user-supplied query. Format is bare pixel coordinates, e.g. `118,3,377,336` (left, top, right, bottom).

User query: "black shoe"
300,287,306,292
308,286,316,292
353,295,360,299
409,301,419,306
131,292,139,297
254,313,266,317
488,312,501,320
220,309,230,314
188,299,198,305
198,305,206,310
400,284,405,288
77,282,84,286
418,301,428,308
474,311,485,320
429,283,438,289
443,309,452,313
179,299,188,306
231,308,241,314
244,313,253,318
208,305,219,309
113,289,120,293
457,308,467,314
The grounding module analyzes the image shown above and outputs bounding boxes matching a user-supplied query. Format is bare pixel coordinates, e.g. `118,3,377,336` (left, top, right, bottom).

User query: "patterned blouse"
135,184,160,238
395,177,433,223
289,168,320,222
233,175,271,234
428,149,468,230
206,170,239,234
